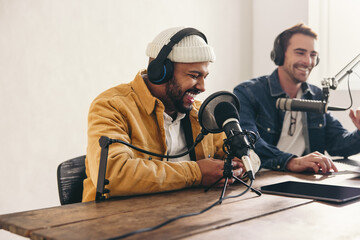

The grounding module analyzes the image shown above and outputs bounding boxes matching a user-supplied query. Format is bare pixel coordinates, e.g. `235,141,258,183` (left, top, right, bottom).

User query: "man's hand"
232,157,246,177
349,107,360,130
196,158,244,187
286,151,338,173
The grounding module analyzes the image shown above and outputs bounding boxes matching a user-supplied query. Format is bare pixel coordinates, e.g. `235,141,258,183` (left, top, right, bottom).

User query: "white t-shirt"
163,112,191,162
276,90,306,156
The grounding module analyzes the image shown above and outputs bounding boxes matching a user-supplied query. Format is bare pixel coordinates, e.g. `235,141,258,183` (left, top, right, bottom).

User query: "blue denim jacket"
233,69,360,171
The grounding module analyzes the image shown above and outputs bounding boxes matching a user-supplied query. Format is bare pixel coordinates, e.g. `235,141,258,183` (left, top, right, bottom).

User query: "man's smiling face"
280,33,319,84
164,62,209,114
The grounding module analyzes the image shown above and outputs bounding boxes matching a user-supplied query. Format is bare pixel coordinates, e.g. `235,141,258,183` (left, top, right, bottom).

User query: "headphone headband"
170,28,207,45
154,28,208,67
147,28,208,85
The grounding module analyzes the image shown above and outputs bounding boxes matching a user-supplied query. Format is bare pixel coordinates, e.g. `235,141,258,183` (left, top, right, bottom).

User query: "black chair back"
57,155,86,205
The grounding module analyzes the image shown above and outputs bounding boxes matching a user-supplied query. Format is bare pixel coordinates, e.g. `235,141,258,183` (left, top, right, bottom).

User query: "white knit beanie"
146,27,216,63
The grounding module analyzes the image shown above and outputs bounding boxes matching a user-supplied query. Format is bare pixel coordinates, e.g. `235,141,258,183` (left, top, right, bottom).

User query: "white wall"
252,0,309,77
309,0,360,89
1,1,359,239
0,1,253,239
0,0,253,217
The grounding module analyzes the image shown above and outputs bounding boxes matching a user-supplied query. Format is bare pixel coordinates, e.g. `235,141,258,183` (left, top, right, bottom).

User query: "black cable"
109,129,256,160
110,132,205,159
107,179,254,240
343,72,354,111
327,70,355,112
107,200,221,240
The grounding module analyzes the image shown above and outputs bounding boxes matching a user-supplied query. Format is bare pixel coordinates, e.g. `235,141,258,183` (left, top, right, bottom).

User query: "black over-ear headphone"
147,28,208,85
270,32,320,66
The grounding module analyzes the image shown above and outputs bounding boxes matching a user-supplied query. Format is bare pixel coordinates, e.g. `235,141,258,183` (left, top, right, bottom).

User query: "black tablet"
261,181,360,203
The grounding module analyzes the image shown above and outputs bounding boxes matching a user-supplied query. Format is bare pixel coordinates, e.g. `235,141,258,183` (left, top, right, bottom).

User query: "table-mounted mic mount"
96,136,113,201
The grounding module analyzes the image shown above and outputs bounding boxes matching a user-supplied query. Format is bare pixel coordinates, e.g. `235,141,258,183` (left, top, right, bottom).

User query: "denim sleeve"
233,84,296,171
323,113,360,156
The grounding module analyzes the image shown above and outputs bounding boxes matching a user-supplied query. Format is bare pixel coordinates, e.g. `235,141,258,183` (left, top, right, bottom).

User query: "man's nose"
302,53,314,66
196,77,205,92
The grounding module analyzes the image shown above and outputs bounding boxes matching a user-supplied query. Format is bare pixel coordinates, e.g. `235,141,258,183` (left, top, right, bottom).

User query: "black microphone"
214,102,255,180
276,98,347,113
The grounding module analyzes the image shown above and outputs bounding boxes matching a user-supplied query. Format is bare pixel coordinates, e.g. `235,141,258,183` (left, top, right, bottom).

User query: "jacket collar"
130,70,163,115
268,68,315,98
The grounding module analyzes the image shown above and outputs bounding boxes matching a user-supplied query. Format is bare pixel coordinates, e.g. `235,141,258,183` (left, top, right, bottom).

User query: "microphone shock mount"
205,130,261,203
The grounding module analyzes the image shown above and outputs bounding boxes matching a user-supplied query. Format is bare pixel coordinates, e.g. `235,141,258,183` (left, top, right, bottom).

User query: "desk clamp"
95,136,112,201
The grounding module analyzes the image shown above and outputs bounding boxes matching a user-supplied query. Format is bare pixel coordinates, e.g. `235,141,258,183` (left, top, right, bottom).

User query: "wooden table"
1,159,360,240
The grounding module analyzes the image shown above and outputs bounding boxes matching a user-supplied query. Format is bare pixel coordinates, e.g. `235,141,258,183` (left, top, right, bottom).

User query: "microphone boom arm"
322,53,360,90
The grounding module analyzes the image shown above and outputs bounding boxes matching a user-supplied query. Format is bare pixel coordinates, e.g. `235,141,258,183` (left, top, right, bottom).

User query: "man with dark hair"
83,27,260,202
233,23,360,173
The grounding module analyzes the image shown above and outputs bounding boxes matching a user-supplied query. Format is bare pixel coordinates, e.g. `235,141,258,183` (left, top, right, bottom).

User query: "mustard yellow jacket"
83,71,259,202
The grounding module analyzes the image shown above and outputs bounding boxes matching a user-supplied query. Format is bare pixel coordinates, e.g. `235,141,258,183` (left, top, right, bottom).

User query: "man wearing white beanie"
83,27,260,201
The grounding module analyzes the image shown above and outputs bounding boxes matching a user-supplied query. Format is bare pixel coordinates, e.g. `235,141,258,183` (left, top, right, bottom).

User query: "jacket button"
267,128,271,132
319,123,323,127
277,165,281,169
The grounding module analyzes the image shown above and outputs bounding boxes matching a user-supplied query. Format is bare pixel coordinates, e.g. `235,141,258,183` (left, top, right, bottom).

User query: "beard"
165,77,193,114
283,62,311,84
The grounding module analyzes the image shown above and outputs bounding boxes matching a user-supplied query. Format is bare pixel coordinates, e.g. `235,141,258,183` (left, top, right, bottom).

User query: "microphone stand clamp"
204,142,261,203
96,136,112,201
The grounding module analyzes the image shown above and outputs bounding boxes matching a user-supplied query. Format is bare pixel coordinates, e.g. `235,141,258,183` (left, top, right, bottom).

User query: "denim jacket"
233,69,360,171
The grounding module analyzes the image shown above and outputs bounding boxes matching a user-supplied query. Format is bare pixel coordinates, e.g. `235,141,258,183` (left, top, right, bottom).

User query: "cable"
327,70,355,112
222,179,253,200
109,132,205,159
343,72,354,111
332,64,360,112
107,200,221,240
107,180,254,240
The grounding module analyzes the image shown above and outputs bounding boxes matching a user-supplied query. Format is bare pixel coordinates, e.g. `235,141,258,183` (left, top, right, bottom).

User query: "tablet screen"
261,181,360,203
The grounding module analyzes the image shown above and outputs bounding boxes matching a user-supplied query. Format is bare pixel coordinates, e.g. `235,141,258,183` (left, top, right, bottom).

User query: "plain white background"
1,1,360,239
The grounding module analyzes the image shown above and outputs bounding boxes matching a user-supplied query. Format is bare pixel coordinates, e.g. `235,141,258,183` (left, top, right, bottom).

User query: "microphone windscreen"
214,102,239,128
198,91,240,133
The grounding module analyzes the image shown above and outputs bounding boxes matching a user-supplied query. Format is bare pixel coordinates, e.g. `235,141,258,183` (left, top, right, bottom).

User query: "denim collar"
267,68,315,98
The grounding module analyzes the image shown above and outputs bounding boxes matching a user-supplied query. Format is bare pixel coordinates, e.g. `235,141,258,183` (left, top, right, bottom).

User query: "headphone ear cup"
147,58,174,85
271,43,284,66
147,59,164,84
271,34,285,66
162,59,174,84
270,49,276,63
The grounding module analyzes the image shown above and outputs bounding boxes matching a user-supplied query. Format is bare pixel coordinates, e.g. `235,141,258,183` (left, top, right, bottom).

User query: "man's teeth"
298,67,309,72
186,92,197,98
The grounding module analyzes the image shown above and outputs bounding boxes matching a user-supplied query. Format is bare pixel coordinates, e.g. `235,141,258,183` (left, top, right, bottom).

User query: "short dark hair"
271,23,318,66
278,23,318,53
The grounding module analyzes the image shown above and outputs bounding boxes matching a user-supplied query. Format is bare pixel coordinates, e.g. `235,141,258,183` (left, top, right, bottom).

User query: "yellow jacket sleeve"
83,72,203,201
